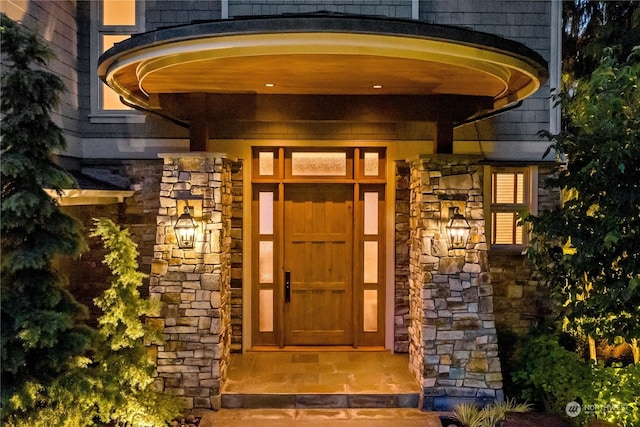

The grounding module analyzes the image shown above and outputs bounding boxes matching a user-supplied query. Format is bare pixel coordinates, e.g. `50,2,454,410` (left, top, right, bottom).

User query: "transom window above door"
252,147,386,182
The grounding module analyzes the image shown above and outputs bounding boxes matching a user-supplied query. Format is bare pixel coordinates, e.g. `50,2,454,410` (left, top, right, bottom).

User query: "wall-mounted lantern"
174,205,198,249
446,206,471,250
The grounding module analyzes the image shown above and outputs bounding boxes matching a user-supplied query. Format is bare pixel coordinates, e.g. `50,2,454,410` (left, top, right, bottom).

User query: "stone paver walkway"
198,408,446,426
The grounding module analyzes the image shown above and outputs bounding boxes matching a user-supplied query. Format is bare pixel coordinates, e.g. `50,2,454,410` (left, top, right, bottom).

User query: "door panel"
284,184,353,345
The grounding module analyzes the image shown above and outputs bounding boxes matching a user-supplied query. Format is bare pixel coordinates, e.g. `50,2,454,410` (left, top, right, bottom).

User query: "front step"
222,351,422,410
221,392,421,409
198,408,447,427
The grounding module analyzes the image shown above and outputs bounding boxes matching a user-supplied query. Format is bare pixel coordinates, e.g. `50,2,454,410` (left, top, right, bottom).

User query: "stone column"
148,153,233,410
409,155,503,411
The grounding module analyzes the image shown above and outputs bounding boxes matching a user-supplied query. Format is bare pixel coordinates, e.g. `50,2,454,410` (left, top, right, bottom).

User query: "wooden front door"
284,184,353,345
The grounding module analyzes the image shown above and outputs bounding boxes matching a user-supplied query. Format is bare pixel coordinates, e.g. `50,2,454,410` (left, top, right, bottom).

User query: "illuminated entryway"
251,147,386,347
98,13,549,410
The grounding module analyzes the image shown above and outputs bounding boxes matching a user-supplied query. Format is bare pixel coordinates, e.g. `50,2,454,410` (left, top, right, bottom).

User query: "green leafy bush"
524,45,640,344
511,331,640,427
584,362,640,427
511,333,590,415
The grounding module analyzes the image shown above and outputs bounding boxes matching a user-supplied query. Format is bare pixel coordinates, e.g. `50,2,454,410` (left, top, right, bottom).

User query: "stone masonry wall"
60,160,163,324
490,252,540,335
229,162,244,352
490,165,560,335
80,158,244,352
409,155,503,411
408,173,426,389
395,161,411,353
148,154,234,410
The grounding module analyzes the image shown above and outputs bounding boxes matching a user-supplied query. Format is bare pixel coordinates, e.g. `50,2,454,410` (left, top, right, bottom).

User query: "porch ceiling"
98,14,548,122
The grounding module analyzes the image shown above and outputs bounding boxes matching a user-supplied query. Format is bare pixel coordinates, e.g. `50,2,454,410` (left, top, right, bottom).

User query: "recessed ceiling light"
264,83,276,87
372,85,383,89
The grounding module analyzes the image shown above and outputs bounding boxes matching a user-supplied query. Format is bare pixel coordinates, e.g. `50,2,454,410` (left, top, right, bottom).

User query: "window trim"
484,165,538,251
89,0,146,123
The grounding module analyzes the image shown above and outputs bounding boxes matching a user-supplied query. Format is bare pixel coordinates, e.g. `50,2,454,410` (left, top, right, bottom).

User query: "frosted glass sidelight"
259,192,273,235
259,152,274,176
259,241,274,283
363,241,378,283
259,289,274,332
363,290,378,332
291,152,346,176
364,192,378,235
364,152,379,176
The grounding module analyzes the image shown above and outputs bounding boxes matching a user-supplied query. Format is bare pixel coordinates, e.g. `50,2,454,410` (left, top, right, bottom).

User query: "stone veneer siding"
408,155,503,411
81,159,245,353
61,160,164,323
148,154,235,409
490,165,560,335
395,161,411,353
229,162,244,353
489,252,541,335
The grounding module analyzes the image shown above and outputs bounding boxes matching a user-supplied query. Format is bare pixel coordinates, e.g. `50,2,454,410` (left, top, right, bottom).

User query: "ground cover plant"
452,399,532,427
510,328,639,427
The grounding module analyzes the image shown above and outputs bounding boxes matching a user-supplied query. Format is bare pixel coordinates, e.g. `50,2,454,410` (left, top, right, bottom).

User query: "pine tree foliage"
88,218,182,426
1,15,181,425
3,218,183,426
563,1,640,81
526,50,640,343
1,11,91,414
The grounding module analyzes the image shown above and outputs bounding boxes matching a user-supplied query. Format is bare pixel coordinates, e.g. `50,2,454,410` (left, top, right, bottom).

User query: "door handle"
285,271,291,303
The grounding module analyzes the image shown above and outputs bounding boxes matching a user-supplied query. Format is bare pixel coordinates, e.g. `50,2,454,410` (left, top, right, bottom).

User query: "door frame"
250,146,386,348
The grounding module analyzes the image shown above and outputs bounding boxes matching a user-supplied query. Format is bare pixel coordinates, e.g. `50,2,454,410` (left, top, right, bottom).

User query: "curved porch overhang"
98,14,548,151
